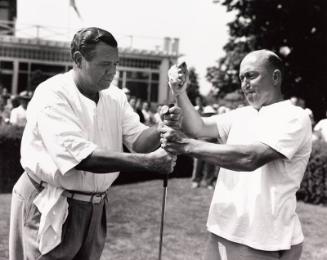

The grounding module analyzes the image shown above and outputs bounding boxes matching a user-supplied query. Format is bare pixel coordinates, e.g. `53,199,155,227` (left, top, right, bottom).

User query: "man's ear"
72,51,83,68
272,69,281,85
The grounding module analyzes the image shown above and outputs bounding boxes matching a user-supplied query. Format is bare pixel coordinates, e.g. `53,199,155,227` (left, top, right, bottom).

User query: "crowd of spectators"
2,85,327,190
0,88,33,128
289,96,327,142
190,95,327,190
124,88,164,126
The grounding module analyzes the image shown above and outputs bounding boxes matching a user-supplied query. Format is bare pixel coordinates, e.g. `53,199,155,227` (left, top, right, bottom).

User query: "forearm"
175,92,205,137
184,139,262,171
132,125,160,153
75,148,154,173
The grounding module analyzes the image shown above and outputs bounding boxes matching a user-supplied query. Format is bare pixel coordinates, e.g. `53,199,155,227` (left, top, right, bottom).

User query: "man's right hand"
147,148,177,174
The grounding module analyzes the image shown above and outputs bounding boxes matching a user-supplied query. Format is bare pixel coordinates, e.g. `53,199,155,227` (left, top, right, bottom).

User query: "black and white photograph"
0,0,326,259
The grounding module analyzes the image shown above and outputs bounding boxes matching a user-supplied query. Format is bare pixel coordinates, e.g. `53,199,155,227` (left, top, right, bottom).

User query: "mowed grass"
0,178,326,260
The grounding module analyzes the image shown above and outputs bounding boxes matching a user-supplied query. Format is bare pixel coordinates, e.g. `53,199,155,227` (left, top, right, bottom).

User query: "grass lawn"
0,178,326,260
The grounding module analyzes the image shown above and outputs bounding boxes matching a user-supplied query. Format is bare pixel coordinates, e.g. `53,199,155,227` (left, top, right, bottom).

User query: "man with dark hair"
9,27,178,260
161,49,312,260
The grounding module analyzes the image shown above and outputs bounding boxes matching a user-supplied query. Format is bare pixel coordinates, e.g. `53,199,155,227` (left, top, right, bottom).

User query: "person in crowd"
122,87,131,101
9,91,32,127
313,109,327,142
141,101,154,126
135,98,145,123
217,105,231,115
0,95,6,125
154,104,164,124
194,95,204,114
9,27,178,260
191,105,218,189
129,95,137,109
2,94,14,124
290,96,306,109
161,50,312,260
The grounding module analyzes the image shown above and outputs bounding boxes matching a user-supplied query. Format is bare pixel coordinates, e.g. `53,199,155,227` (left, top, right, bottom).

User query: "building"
0,0,180,104
0,34,179,103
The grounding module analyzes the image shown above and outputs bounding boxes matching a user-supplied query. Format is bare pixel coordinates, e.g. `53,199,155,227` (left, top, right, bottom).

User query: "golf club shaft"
158,174,168,260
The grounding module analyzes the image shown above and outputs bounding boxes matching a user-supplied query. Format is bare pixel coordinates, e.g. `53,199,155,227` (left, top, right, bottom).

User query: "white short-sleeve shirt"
207,100,312,251
314,118,327,142
21,70,147,192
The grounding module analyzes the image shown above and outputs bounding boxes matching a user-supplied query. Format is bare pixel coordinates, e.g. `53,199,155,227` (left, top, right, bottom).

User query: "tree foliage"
208,0,327,119
186,67,201,105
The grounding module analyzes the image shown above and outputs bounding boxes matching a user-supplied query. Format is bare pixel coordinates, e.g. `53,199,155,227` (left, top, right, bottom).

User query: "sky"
16,0,235,94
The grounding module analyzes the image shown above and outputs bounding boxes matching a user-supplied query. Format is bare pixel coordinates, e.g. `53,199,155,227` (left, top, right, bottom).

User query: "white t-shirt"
207,100,312,251
314,118,327,142
21,70,147,193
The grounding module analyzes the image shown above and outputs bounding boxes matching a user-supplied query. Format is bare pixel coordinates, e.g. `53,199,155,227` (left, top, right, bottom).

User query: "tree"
208,0,327,119
186,67,201,105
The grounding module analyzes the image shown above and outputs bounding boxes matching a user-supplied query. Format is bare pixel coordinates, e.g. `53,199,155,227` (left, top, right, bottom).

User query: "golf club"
158,103,174,260
158,62,187,260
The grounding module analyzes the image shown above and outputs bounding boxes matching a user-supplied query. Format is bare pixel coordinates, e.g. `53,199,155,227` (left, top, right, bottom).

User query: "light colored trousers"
9,172,107,260
204,232,303,260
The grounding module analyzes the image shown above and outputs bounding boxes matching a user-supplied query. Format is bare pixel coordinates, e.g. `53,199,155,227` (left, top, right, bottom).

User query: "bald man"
161,50,312,259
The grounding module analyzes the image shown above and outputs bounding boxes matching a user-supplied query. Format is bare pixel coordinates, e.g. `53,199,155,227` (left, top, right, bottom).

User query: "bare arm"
75,147,176,174
185,139,284,171
132,125,161,153
168,64,218,139
160,127,284,172
175,92,218,138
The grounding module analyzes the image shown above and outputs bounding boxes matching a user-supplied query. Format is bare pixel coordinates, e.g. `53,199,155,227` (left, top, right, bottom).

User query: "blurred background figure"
122,88,131,102
290,96,306,108
191,105,219,190
153,104,163,124
1,93,14,124
129,97,145,123
129,96,136,110
0,95,6,125
217,105,230,115
194,96,204,114
313,109,327,142
9,91,32,127
141,101,154,126
135,98,145,123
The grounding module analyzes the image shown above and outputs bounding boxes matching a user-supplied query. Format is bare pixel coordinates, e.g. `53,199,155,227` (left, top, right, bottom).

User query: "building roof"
0,35,181,59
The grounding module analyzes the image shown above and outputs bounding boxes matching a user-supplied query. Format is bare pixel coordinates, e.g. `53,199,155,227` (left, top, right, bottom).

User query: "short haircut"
265,50,285,82
71,27,118,61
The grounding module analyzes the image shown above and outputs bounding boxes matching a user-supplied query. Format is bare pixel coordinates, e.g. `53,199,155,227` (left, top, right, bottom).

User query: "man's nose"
241,79,250,89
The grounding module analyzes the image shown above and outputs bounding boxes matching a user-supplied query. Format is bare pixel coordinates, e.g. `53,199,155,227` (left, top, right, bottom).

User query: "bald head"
239,50,284,109
241,50,284,84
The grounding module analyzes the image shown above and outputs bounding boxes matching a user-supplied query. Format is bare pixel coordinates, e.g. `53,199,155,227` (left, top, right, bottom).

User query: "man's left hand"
159,125,189,155
159,105,183,129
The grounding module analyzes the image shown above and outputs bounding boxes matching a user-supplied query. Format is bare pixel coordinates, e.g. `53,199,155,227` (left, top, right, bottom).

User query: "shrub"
0,124,24,193
297,140,327,205
0,124,193,191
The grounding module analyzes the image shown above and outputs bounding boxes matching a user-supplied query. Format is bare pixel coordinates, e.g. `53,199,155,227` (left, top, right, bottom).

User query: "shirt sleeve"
258,112,311,160
209,110,235,144
121,98,148,151
37,101,97,175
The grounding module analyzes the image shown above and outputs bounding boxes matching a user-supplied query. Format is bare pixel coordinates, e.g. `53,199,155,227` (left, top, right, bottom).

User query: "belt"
26,171,107,204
